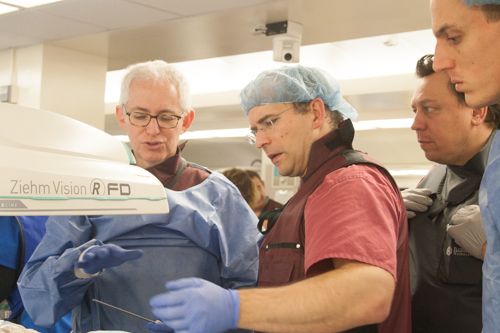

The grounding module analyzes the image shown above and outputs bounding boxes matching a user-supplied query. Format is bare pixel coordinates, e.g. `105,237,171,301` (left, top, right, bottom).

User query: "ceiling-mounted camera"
262,21,303,63
273,35,301,63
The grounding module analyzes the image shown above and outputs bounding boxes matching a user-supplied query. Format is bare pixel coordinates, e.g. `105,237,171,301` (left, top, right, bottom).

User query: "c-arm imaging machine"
0,103,168,216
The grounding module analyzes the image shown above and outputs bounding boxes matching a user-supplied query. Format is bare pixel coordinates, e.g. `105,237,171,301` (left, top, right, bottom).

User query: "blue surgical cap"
240,65,358,120
464,0,500,4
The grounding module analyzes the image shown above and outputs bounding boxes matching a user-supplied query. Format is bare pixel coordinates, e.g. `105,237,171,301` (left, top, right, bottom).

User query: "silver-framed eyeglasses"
247,105,294,145
124,106,183,129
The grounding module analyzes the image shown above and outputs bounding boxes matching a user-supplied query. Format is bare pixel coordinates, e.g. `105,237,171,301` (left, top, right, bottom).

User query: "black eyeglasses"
247,105,294,145
124,106,183,129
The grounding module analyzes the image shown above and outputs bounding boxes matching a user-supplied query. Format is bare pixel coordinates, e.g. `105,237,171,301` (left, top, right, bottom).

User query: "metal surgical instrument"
92,299,161,324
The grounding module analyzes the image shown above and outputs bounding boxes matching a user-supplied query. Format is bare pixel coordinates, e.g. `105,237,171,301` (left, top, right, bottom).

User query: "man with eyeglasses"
148,65,411,333
429,1,500,331
18,60,260,333
404,54,499,333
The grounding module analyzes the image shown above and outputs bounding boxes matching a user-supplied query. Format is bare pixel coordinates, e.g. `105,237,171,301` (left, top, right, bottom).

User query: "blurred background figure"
222,169,283,217
223,168,284,234
222,168,258,213
246,170,284,217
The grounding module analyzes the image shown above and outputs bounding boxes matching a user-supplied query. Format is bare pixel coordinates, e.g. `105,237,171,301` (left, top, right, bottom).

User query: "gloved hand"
447,204,486,260
401,188,433,218
150,278,239,333
76,244,143,275
146,322,174,333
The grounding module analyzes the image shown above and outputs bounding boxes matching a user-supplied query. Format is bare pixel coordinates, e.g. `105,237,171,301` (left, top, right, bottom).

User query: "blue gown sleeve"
17,215,101,327
208,173,261,289
480,130,500,333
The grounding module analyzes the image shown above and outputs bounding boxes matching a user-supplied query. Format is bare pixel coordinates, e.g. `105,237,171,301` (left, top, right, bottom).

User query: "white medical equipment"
0,103,168,216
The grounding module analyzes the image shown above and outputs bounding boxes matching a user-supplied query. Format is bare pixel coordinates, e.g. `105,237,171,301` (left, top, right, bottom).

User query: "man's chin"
425,153,449,165
139,155,168,168
424,152,439,164
465,91,497,109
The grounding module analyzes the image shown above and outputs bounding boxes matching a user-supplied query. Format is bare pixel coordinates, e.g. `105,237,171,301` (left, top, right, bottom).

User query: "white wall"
0,44,107,129
41,45,107,129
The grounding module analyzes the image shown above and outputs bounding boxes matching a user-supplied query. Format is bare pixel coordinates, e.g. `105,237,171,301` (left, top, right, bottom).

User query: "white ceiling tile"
0,31,39,49
0,0,279,51
38,0,179,30
130,0,278,16
0,10,103,40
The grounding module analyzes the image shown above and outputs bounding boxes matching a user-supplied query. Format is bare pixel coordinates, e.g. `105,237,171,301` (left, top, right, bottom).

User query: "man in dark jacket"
404,54,499,333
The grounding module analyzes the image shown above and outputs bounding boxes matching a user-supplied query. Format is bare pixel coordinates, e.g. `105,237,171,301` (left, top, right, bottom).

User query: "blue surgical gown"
480,130,500,333
18,172,260,333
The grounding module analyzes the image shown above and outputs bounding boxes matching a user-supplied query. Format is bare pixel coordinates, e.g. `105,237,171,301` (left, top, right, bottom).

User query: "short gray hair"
119,60,192,112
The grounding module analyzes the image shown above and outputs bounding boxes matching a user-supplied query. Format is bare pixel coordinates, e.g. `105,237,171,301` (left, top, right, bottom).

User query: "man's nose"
411,110,424,131
255,131,270,149
433,43,455,72
145,117,161,134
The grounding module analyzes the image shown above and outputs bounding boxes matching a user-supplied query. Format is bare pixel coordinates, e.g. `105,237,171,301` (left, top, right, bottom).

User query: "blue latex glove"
150,278,239,333
76,244,143,274
146,322,174,333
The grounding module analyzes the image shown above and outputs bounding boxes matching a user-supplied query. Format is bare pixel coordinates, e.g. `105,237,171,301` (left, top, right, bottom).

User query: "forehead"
247,103,291,122
413,72,455,103
128,79,179,103
126,79,184,115
431,0,486,34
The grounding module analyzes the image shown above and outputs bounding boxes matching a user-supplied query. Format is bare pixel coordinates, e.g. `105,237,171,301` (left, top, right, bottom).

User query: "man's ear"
310,98,327,128
181,109,195,132
471,106,489,126
115,105,127,130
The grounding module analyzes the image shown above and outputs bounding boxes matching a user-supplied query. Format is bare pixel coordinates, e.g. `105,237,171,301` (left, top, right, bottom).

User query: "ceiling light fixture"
383,37,398,47
1,0,63,8
353,118,413,131
181,128,249,140
105,29,435,104
0,3,18,14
